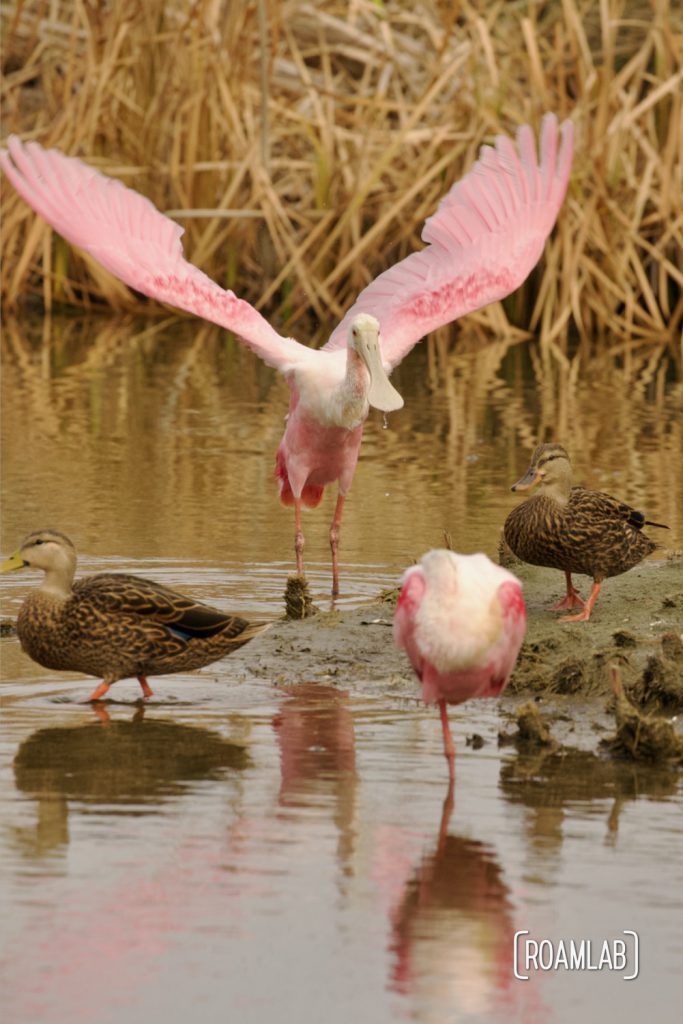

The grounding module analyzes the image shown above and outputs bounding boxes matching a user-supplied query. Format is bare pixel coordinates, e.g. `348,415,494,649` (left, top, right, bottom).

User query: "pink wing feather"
324,113,573,367
0,137,305,371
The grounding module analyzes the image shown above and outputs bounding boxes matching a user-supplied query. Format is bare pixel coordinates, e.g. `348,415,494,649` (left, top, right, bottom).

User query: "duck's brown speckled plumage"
503,444,668,621
2,530,270,699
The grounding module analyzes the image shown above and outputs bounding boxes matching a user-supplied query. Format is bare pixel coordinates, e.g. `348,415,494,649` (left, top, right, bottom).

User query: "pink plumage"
394,550,526,779
1,116,573,594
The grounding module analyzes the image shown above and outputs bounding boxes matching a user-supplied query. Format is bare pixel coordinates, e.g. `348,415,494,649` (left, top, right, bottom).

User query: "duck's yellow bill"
1,552,25,573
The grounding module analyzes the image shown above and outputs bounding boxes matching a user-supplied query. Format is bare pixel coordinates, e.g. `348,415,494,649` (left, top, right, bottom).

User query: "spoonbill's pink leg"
437,780,455,853
559,581,602,622
88,680,111,701
438,699,456,781
552,571,584,611
137,675,154,698
294,499,305,576
330,493,346,597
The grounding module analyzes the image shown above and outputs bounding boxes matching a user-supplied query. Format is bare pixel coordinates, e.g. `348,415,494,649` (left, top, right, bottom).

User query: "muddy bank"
233,556,683,699
226,555,683,763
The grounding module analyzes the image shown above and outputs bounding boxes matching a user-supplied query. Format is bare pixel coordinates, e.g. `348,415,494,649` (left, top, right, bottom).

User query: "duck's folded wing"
324,113,573,368
74,574,255,639
1,137,304,371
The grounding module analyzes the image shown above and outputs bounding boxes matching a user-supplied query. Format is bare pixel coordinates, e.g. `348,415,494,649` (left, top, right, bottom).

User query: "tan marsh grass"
1,0,681,346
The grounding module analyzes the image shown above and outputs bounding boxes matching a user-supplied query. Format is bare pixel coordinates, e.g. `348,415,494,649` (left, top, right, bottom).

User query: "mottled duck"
1,530,270,699
503,444,668,622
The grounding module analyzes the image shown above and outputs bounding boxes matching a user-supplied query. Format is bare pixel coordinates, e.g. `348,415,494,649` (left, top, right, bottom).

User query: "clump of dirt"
510,641,627,697
628,632,683,713
498,701,557,751
284,575,316,620
602,666,683,764
612,630,637,648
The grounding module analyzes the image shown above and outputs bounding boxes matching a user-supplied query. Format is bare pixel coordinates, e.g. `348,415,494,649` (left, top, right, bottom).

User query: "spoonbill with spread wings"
1,115,573,595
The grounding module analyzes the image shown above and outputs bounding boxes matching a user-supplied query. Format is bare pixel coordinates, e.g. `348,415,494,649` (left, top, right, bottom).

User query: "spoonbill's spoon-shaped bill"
1,116,573,595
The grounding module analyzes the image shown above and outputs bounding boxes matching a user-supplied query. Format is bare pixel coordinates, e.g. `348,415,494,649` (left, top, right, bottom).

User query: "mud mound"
602,667,683,764
630,632,683,713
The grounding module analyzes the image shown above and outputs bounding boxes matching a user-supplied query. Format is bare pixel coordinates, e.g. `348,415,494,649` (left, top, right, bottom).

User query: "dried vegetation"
1,0,682,345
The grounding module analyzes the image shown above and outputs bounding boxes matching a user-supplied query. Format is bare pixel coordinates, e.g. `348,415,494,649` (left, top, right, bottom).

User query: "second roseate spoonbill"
394,549,526,780
1,530,270,701
0,115,573,595
504,443,669,622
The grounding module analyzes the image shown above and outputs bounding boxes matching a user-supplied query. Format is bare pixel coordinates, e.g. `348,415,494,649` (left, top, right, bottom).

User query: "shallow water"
1,316,682,1023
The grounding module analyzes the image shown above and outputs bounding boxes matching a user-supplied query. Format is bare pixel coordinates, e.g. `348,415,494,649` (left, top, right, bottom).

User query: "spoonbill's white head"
348,313,404,413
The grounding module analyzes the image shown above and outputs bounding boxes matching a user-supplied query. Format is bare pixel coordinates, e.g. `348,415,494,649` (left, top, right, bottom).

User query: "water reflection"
499,745,680,852
1,314,681,616
11,708,248,856
382,786,543,1022
273,684,357,868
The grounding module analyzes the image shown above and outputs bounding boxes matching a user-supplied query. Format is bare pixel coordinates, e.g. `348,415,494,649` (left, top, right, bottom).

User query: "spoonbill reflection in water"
394,550,526,780
1,116,572,595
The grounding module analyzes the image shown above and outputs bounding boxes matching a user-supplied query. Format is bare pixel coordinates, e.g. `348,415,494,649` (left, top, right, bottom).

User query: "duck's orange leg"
559,581,602,622
137,675,154,698
552,572,585,611
88,680,111,701
329,493,346,597
439,699,456,782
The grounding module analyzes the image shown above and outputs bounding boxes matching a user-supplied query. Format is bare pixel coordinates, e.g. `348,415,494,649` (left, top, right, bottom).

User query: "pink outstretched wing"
325,113,573,368
0,137,305,371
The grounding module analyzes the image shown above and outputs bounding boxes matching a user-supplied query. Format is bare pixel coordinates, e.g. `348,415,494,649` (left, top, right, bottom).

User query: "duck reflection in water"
12,705,249,857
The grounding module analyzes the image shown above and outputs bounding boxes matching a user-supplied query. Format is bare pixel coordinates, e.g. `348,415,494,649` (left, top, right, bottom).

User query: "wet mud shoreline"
4,556,681,764
229,555,683,763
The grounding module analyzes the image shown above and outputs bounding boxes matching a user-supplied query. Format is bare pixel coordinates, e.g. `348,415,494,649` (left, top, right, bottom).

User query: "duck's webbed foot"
552,572,584,610
559,581,602,623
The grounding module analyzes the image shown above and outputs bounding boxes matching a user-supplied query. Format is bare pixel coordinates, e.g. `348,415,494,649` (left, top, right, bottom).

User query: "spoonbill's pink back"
1,117,572,595
394,549,526,779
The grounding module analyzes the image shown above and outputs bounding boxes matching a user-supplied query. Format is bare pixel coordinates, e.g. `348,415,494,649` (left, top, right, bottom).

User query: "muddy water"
1,316,681,611
1,316,682,1023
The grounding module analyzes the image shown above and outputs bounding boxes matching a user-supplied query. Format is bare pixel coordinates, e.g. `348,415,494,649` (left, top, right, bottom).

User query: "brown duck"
1,529,270,700
503,443,668,622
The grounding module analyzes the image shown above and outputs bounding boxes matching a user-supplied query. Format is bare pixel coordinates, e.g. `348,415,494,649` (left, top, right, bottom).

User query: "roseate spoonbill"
503,443,669,622
1,115,573,595
1,529,270,701
393,549,526,779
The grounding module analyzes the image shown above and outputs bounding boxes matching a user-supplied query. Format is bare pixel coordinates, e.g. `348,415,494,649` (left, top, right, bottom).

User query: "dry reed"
1,0,681,347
